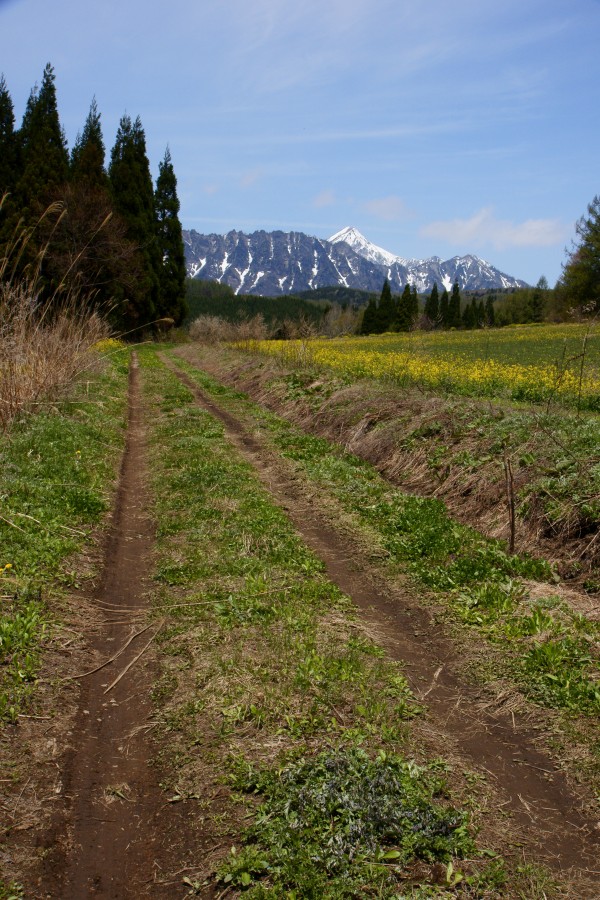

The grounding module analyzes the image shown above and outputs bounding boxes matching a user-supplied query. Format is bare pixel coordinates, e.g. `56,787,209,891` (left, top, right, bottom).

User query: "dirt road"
5,350,597,897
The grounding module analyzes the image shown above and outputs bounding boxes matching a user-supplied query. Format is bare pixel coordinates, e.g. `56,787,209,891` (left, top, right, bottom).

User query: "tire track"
40,356,190,899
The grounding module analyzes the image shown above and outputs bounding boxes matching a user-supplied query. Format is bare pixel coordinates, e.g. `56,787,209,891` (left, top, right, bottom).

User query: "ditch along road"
13,351,597,897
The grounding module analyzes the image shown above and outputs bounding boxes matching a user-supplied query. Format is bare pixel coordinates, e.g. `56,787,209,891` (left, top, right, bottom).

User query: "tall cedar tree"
43,99,142,313
410,284,419,322
0,74,18,247
439,288,449,326
8,64,69,291
478,300,485,325
109,114,161,331
424,282,439,323
395,284,413,331
375,278,394,332
530,276,546,322
448,282,461,327
560,196,600,314
16,63,68,218
462,297,478,329
154,147,187,324
360,296,377,334
0,75,17,199
71,97,108,190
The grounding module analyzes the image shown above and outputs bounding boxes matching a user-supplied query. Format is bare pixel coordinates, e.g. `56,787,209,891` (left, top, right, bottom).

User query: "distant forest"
186,279,331,327
186,275,584,337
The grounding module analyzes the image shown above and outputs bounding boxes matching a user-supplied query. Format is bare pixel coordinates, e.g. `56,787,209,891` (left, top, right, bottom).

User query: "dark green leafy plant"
219,749,473,896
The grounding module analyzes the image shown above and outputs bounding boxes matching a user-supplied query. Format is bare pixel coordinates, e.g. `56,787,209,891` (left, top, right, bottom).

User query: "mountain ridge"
183,226,528,295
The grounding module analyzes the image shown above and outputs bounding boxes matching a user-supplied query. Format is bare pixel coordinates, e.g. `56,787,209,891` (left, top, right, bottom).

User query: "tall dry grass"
0,201,111,431
189,313,271,344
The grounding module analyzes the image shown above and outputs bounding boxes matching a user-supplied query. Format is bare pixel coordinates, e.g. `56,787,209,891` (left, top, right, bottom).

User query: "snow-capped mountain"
329,226,405,268
182,226,527,296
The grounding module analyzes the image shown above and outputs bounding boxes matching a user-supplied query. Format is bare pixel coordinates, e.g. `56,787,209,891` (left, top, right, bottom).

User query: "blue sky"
1,0,599,286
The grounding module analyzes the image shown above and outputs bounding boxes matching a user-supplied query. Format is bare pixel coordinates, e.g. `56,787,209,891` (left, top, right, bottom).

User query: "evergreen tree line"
186,278,327,329
360,279,496,335
0,63,187,333
360,188,600,335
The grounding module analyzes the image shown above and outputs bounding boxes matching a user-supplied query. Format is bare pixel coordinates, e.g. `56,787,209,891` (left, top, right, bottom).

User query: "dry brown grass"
0,204,110,431
188,313,270,344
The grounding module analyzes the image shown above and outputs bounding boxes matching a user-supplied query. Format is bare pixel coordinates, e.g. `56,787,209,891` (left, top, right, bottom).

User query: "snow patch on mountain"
329,226,401,268
182,226,528,295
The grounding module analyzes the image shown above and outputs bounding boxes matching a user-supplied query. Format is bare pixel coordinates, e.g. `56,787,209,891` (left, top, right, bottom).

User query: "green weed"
521,636,600,714
0,881,24,900
139,353,491,895
218,748,474,897
0,359,128,719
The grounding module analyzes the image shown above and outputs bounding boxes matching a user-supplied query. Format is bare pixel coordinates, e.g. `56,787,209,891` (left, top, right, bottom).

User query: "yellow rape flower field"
248,322,600,410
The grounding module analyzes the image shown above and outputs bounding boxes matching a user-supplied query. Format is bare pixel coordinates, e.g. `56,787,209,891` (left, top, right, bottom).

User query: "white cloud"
313,189,336,208
239,168,263,189
420,206,566,249
363,195,412,221
202,183,219,196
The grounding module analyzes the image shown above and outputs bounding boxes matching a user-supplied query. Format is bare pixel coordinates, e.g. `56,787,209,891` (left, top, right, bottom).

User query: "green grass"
335,323,600,370
167,353,600,728
0,881,24,900
0,355,129,720
138,348,516,896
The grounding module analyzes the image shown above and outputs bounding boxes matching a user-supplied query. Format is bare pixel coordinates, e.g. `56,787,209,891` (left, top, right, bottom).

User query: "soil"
2,349,599,898
4,357,206,898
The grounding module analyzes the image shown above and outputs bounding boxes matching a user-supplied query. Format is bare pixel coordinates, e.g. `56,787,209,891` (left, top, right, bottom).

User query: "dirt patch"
164,354,600,893
5,357,204,898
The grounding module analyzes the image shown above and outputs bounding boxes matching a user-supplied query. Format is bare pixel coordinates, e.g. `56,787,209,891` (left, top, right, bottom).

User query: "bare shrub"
189,313,270,345
321,303,361,337
188,315,236,343
0,203,111,431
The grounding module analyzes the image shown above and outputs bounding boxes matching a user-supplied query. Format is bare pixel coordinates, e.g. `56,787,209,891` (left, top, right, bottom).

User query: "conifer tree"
462,301,473,329
477,299,485,327
16,63,68,214
109,113,161,329
530,276,547,322
410,284,419,322
0,74,19,247
395,284,413,331
360,296,377,334
71,97,108,189
0,74,17,199
485,295,495,326
154,146,187,325
439,288,449,327
424,282,439,323
462,297,480,329
448,282,461,327
375,278,394,332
